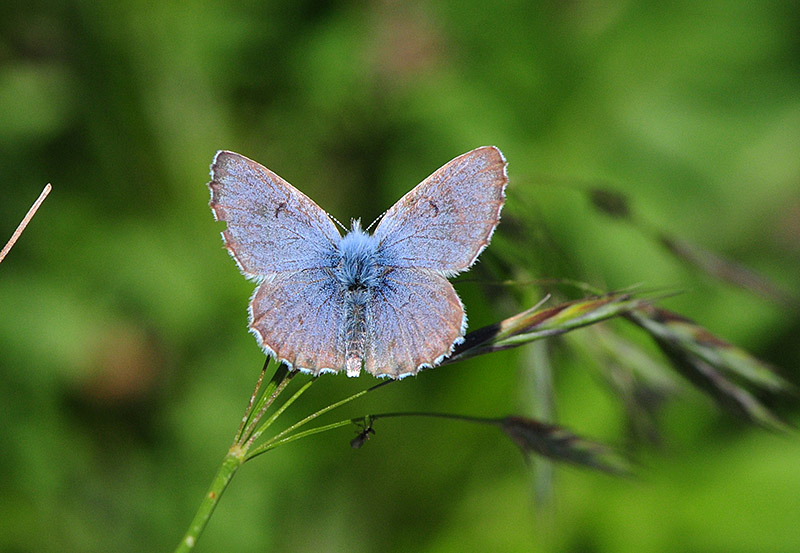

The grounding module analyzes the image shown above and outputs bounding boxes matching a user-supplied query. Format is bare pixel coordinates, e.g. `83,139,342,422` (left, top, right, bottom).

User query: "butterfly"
208,146,508,378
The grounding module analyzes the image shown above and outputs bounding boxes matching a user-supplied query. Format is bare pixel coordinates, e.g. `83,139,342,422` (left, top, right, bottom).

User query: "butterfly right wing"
209,151,342,277
363,147,506,376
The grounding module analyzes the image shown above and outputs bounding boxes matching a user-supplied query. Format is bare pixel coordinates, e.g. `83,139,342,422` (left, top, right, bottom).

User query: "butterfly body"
334,221,382,376
209,146,508,378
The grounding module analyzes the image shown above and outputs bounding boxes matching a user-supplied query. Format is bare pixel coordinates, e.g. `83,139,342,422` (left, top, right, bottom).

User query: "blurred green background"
2,1,799,552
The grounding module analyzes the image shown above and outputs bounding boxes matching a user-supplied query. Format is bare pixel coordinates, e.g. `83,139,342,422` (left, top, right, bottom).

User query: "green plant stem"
239,363,293,443
175,374,393,553
529,340,555,507
234,360,270,442
245,420,354,460
245,380,392,460
174,445,246,553
175,374,392,551
370,411,501,425
246,377,316,447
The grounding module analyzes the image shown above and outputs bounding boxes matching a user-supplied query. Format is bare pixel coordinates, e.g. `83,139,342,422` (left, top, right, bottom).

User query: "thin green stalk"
174,445,247,553
239,364,294,444
529,340,555,507
245,420,354,460
233,360,270,442
258,411,508,461
246,377,317,447
176,372,393,550
370,411,501,425
246,380,392,460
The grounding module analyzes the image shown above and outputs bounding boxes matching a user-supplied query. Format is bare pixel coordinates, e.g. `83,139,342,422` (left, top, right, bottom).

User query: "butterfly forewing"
373,146,507,274
209,151,341,277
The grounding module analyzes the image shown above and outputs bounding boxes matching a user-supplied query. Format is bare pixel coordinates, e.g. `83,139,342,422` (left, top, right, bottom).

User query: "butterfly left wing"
363,267,464,378
209,151,347,373
249,268,347,374
373,146,507,275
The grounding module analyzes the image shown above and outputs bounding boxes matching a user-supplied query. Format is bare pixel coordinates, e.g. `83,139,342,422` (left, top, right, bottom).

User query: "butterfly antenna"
328,213,348,232
365,209,387,232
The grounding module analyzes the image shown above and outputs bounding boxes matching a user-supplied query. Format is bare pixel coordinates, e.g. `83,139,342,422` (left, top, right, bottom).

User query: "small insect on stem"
350,416,375,449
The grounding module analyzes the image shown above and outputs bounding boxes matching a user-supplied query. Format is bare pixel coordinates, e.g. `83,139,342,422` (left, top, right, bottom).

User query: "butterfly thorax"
335,220,381,296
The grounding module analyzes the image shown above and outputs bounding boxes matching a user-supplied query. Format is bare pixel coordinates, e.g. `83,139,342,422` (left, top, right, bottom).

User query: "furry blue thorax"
335,220,381,292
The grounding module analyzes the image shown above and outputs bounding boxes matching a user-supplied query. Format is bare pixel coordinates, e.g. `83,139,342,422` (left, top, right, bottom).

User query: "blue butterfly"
209,146,507,378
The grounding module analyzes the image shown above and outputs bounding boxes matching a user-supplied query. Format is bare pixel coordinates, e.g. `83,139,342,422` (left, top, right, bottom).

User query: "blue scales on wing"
363,267,466,378
209,151,342,276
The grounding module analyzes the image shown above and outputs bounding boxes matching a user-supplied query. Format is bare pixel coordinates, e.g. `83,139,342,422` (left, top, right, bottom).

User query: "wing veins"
374,283,422,369
384,273,463,316
253,271,335,321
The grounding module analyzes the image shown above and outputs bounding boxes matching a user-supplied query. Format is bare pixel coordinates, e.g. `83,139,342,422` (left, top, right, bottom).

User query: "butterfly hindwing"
364,267,464,378
249,268,347,374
